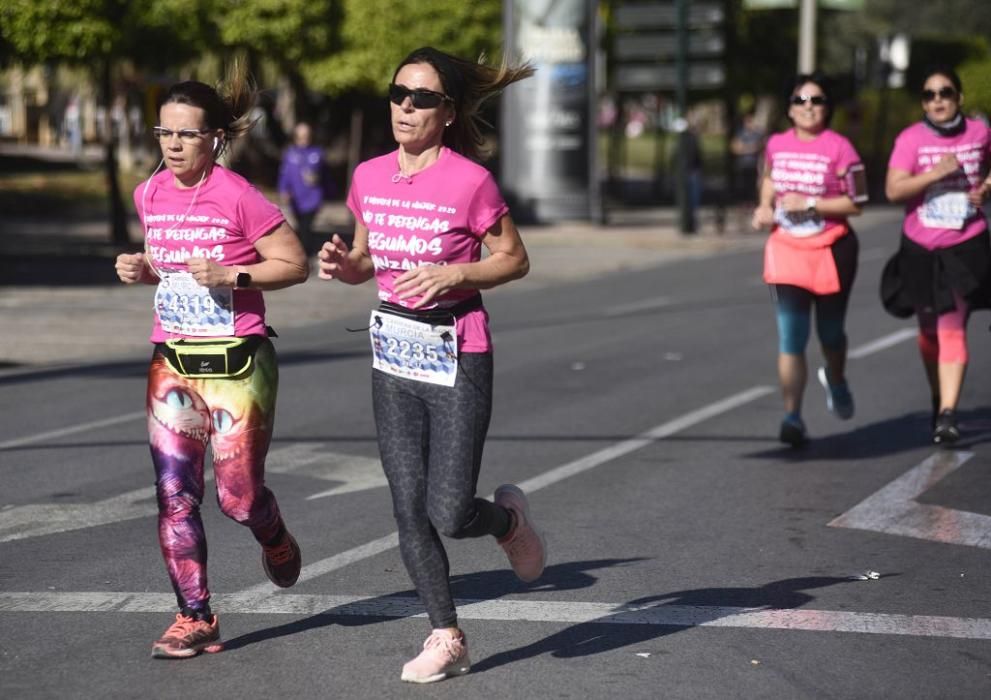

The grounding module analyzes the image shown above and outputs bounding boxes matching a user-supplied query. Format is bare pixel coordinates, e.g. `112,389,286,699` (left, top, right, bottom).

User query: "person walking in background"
881,66,991,445
278,121,328,251
317,46,546,684
752,72,867,447
731,109,766,205
114,67,308,658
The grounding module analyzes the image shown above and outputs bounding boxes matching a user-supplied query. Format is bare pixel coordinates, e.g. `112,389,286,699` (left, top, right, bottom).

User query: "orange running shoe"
262,530,301,588
400,629,471,683
151,613,223,659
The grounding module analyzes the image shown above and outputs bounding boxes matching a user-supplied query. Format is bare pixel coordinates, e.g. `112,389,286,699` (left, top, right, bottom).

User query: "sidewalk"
0,204,763,371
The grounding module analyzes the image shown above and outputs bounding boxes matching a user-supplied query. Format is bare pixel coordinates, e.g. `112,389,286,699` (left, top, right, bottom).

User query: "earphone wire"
140,158,208,340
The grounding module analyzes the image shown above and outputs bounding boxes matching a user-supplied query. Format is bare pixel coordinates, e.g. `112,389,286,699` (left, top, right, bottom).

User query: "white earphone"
213,137,220,151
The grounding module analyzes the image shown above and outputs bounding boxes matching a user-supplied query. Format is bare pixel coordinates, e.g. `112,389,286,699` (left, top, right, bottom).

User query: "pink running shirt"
134,166,285,341
887,118,991,250
347,147,510,353
764,128,863,234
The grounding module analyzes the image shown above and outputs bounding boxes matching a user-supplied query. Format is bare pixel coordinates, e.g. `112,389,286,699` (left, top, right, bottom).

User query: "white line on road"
0,410,145,451
2,591,989,641
829,451,991,548
240,385,776,596
848,328,917,360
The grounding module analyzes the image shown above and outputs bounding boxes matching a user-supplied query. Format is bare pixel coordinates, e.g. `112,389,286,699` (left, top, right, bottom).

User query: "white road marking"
243,385,776,594
848,328,917,360
0,444,386,543
2,591,989,641
603,296,673,316
829,451,991,548
516,386,775,494
0,410,145,451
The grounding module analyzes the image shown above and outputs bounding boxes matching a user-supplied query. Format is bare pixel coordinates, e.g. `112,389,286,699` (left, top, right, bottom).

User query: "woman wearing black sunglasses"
317,47,545,683
882,66,991,444
752,72,867,446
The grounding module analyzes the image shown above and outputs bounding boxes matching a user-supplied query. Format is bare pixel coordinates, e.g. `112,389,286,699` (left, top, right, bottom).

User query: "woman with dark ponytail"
318,47,545,684
115,64,308,658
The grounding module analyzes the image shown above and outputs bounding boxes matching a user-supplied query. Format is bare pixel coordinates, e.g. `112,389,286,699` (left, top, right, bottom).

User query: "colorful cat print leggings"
146,338,285,613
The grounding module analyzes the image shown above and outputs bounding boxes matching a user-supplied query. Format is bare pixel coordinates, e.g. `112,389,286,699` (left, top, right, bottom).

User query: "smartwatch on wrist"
234,268,252,289
805,196,817,213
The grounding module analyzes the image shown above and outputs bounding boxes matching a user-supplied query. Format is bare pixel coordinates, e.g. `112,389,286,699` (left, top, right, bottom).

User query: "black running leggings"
372,352,511,628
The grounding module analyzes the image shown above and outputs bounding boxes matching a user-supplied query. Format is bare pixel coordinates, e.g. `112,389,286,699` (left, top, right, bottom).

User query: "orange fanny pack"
763,224,849,295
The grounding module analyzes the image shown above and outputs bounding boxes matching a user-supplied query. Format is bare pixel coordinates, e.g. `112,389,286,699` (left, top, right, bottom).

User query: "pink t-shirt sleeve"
888,129,918,173
466,172,509,236
835,135,861,173
236,186,286,243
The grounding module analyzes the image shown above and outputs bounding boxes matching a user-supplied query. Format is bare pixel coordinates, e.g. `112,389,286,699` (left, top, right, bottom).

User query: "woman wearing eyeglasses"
113,68,308,658
752,72,867,446
317,46,545,683
882,66,991,445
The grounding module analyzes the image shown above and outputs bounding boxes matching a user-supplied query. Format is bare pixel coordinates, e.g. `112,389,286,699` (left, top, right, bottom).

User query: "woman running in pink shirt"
114,66,308,658
881,65,991,445
753,72,867,446
318,47,546,684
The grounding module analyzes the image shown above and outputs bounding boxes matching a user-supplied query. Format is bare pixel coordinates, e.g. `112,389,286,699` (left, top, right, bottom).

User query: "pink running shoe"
495,484,547,583
400,629,471,683
151,612,223,659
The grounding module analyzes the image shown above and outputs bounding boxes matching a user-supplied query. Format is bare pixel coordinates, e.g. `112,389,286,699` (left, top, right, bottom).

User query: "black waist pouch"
157,335,265,378
377,294,483,324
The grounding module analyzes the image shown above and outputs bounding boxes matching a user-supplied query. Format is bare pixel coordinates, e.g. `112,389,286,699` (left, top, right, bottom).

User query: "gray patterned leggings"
372,352,511,628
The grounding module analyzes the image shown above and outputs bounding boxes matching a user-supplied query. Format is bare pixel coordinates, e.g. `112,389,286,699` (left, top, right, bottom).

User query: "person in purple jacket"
278,122,326,250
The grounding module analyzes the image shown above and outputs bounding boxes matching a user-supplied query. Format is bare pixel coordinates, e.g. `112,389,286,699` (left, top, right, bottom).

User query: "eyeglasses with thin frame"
921,86,957,102
790,94,828,107
388,84,453,110
153,126,212,144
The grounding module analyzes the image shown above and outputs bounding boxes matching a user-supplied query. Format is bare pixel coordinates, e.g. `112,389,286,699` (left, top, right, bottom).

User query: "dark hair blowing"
920,65,963,94
393,46,535,161
786,71,834,127
159,61,257,158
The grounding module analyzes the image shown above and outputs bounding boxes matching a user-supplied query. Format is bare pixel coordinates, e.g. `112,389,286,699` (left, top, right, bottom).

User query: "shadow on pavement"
220,558,642,653
471,574,867,673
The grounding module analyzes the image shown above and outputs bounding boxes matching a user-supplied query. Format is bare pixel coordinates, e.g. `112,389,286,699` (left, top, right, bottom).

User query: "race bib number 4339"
369,309,458,386
154,270,235,337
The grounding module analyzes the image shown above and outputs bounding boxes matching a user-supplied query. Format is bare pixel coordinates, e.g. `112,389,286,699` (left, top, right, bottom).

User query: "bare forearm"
233,258,309,290
450,250,530,290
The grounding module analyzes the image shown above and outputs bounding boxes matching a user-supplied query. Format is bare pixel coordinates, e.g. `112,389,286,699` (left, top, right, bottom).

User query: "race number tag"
774,206,825,237
920,185,971,230
369,309,458,386
154,270,235,337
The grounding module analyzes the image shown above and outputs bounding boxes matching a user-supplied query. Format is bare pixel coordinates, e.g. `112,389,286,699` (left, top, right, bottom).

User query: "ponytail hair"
159,60,258,159
393,47,535,161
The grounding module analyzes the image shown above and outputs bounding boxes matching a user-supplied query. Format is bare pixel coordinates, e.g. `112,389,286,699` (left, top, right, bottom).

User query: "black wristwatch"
235,271,252,289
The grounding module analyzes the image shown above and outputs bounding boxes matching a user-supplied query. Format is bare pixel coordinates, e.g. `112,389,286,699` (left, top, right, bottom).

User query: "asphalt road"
2,207,991,699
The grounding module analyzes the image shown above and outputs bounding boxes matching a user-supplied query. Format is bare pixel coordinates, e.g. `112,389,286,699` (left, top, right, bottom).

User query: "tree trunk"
101,60,129,246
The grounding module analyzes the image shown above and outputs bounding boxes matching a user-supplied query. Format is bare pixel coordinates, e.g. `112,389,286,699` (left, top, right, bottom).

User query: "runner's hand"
186,256,233,288
933,153,961,179
968,181,991,207
317,234,352,280
394,264,462,308
779,193,811,213
115,252,151,284
751,204,775,230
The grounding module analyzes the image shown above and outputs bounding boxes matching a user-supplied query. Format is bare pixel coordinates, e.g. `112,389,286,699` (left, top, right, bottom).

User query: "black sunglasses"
790,94,828,107
921,87,957,102
388,84,452,109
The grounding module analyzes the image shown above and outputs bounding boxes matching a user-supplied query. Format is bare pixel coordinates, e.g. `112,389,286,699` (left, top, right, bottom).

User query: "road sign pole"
676,0,695,233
